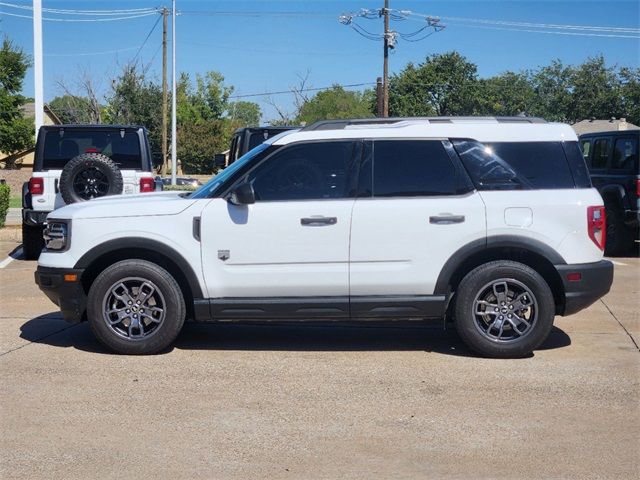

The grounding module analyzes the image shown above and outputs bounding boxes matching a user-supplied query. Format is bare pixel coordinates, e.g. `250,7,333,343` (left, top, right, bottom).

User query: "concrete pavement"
0,239,638,479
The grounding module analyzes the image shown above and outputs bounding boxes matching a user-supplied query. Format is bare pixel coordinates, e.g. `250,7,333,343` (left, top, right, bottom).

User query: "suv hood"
47,192,199,220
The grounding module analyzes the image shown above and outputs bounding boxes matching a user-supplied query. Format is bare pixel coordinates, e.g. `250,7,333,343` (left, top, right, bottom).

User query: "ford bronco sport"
35,117,613,358
22,125,158,259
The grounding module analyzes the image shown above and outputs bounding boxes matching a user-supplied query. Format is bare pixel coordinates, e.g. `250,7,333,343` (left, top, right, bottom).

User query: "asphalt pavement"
0,236,638,479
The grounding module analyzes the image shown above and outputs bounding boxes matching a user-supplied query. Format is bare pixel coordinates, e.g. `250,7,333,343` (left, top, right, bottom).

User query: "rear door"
349,139,486,317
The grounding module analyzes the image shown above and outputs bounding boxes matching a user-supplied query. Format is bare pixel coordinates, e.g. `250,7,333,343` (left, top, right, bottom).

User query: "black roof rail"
301,116,547,131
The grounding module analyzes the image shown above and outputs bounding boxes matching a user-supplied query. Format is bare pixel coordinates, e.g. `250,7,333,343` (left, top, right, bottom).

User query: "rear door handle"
429,214,465,225
300,216,337,226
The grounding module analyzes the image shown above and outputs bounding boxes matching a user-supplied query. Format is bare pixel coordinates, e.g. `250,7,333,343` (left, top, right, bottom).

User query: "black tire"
22,223,44,260
454,260,555,358
87,260,186,355
604,202,633,257
59,153,123,204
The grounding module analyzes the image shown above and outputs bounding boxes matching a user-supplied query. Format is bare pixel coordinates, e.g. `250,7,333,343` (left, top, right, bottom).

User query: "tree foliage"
296,86,374,124
49,94,97,124
0,37,33,157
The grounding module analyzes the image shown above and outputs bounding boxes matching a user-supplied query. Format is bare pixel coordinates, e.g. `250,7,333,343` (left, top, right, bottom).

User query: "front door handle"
301,216,337,226
429,214,465,225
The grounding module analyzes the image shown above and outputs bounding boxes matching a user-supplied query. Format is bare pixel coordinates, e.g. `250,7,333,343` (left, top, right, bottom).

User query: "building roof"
572,118,639,135
19,102,62,125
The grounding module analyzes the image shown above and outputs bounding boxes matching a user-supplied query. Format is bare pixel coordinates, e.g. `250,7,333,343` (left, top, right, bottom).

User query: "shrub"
162,184,197,192
0,183,10,228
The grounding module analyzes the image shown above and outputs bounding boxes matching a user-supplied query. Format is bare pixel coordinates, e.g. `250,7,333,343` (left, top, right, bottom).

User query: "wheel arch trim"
74,237,204,299
434,235,566,295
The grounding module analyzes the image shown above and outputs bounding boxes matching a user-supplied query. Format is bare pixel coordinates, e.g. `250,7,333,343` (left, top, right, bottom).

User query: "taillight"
587,206,606,251
636,179,639,198
140,177,155,193
29,177,44,195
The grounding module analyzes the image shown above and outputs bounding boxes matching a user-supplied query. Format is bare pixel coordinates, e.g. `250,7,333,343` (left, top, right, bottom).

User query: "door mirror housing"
214,153,227,168
228,182,255,205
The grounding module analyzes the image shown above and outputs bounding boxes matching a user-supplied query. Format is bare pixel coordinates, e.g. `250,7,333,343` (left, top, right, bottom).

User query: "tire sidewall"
455,261,555,358
59,153,124,204
87,260,185,355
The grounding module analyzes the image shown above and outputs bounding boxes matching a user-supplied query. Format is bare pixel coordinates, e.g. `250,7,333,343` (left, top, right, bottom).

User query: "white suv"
35,117,613,357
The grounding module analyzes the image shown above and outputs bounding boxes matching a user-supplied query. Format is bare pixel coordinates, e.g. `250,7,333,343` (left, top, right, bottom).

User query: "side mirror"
228,182,255,205
214,153,227,168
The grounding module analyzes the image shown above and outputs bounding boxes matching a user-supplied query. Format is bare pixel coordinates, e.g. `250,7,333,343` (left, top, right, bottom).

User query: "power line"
229,82,376,99
45,46,140,57
0,10,158,22
0,2,157,15
132,14,163,65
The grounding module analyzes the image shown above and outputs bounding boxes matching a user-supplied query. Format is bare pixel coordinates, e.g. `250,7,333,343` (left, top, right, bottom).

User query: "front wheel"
454,261,555,358
87,260,186,354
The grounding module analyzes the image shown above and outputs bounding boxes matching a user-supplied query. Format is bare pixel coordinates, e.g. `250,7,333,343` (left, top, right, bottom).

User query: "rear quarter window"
453,140,577,190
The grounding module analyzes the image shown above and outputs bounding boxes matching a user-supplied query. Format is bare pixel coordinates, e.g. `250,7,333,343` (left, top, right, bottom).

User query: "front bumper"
35,266,86,323
23,209,50,226
555,260,614,316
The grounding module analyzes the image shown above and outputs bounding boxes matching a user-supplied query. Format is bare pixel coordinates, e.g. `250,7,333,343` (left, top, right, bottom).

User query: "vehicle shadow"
19,313,572,357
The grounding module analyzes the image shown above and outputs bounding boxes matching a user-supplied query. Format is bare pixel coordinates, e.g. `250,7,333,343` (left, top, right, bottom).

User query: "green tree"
528,60,574,122
0,37,33,157
228,101,261,126
296,86,374,124
49,94,97,124
477,71,535,116
567,55,623,123
619,67,640,126
389,52,480,116
105,64,163,156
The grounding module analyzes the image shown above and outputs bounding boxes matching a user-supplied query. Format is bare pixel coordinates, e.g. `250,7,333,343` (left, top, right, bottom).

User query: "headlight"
43,220,70,251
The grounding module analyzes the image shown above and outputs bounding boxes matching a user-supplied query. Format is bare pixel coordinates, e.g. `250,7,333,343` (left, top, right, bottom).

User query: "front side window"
247,141,357,201
612,137,638,171
372,140,460,197
591,138,610,169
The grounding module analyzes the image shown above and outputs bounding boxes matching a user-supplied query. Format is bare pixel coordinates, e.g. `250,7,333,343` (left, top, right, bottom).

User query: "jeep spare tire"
59,153,124,204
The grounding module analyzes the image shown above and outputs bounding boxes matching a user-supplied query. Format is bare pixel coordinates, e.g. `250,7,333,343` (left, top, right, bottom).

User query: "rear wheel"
454,261,555,358
87,260,185,355
22,223,44,260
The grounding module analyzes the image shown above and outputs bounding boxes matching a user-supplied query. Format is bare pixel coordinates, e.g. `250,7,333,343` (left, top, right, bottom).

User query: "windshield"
189,143,270,199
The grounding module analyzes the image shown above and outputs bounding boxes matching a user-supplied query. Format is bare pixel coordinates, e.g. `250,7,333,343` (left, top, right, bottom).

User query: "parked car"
226,126,298,164
161,177,201,187
35,117,613,357
579,130,639,255
22,125,159,259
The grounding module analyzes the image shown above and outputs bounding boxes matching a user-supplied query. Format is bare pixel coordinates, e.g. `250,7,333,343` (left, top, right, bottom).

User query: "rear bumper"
34,266,86,323
23,209,50,226
555,260,614,316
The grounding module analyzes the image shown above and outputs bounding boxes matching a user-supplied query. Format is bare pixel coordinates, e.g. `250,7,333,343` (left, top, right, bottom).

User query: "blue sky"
1,0,639,122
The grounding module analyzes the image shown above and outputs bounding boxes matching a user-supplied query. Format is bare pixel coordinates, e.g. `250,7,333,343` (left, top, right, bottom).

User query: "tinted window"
248,131,268,151
580,139,591,165
453,140,576,190
591,138,610,169
42,130,142,170
247,141,357,201
563,142,592,188
373,140,458,197
612,137,638,172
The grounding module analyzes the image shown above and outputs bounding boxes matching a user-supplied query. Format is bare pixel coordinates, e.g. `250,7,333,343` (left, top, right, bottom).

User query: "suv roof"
272,117,575,146
579,130,640,138
40,124,146,131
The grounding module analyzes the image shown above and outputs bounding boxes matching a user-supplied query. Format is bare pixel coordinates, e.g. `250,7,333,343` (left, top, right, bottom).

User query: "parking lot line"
0,247,23,269
608,260,628,266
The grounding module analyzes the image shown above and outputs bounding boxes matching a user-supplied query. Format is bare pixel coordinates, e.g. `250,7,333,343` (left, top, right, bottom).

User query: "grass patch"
9,196,21,208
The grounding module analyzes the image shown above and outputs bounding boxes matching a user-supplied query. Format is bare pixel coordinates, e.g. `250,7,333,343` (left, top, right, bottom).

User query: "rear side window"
591,138,610,169
41,130,142,170
612,137,638,172
453,140,576,190
563,142,592,188
372,140,460,197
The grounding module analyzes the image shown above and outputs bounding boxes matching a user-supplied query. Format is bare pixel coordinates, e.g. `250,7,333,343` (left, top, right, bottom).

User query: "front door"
200,140,360,318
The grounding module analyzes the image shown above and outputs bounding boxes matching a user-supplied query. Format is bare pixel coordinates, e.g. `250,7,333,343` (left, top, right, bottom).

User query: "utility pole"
382,0,389,117
171,0,177,185
33,0,44,133
376,77,383,117
161,7,168,176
